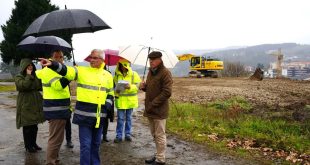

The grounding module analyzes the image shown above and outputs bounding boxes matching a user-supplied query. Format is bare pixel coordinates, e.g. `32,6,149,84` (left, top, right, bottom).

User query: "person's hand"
125,84,130,89
38,58,52,67
139,81,146,90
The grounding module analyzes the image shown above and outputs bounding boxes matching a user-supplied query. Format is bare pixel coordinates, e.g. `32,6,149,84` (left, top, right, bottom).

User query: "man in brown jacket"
140,51,173,165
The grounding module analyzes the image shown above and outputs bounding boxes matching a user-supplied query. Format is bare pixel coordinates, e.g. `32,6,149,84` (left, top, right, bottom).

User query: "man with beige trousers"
36,50,72,165
140,51,173,165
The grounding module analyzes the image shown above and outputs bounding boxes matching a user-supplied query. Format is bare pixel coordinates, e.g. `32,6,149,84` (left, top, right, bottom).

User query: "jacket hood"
20,58,36,74
115,60,132,76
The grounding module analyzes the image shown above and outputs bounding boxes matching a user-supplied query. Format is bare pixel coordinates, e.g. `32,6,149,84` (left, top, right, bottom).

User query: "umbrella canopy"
22,9,111,65
84,49,123,66
119,45,179,68
104,49,124,66
23,9,111,37
17,36,72,53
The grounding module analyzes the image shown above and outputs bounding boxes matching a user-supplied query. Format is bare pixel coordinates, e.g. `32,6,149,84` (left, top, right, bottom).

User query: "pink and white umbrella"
84,49,124,66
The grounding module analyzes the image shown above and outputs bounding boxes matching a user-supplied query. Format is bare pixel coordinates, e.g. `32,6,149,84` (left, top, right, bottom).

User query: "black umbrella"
22,9,111,65
17,36,72,53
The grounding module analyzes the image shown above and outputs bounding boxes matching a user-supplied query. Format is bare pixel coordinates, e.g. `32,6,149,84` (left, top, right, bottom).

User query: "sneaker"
125,136,132,142
66,141,74,148
114,138,122,143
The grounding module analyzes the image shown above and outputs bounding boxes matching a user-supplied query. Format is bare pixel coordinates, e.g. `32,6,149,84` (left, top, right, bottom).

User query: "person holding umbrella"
139,51,173,165
15,58,45,153
36,50,72,165
113,59,141,143
39,49,114,165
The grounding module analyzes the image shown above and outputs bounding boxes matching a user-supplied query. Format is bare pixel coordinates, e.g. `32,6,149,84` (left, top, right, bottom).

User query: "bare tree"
222,61,248,77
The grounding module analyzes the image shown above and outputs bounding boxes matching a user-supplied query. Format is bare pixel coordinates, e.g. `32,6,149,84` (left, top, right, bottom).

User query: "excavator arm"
177,54,195,61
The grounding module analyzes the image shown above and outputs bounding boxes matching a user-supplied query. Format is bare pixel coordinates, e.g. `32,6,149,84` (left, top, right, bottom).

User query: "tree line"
0,0,72,66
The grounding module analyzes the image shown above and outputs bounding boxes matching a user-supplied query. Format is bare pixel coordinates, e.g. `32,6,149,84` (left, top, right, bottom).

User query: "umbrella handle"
142,58,148,81
142,47,151,81
72,50,76,66
70,42,76,66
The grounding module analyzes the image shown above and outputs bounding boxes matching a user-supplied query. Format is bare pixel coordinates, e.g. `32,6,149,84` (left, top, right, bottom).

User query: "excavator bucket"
250,68,264,81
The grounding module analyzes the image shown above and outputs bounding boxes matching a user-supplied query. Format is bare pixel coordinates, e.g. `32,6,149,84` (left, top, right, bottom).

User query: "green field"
0,85,16,92
168,97,310,163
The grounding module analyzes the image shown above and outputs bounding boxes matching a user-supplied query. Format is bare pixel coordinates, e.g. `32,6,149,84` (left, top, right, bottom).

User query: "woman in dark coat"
15,58,45,153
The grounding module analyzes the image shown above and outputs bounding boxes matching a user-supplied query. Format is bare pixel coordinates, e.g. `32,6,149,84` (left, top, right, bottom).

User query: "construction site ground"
172,77,310,120
0,77,309,164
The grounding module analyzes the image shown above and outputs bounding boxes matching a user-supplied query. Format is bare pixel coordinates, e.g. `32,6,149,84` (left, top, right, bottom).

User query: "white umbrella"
119,45,179,68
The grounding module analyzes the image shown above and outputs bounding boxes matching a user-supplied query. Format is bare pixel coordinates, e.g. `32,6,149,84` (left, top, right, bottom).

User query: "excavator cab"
190,56,202,68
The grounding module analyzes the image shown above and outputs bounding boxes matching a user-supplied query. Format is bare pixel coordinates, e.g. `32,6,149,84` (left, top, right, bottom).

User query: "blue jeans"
116,109,133,139
79,125,103,165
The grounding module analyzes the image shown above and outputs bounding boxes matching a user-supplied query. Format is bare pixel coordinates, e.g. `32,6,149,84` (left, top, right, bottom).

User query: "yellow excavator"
177,54,224,78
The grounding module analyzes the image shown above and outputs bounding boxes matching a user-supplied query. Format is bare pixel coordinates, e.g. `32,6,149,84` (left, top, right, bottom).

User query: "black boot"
32,125,42,151
26,146,37,153
66,140,74,148
22,127,28,149
101,136,109,143
23,126,36,153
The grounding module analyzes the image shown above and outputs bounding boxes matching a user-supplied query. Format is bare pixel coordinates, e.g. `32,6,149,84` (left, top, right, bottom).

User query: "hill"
46,43,310,78
173,43,310,77
202,43,310,67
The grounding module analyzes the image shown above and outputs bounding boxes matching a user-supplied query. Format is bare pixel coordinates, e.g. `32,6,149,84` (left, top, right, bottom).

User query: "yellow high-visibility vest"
36,67,70,99
114,61,141,109
64,64,114,128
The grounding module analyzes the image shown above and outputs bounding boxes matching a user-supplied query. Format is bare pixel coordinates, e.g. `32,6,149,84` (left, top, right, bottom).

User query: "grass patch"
0,79,14,82
168,97,310,157
0,85,16,92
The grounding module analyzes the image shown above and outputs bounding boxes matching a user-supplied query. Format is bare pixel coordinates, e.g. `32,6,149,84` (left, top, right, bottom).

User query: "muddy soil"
0,88,253,165
172,77,310,120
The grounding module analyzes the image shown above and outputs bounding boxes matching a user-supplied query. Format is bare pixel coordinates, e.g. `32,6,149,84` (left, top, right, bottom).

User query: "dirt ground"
172,77,310,121
0,78,309,165
0,82,253,165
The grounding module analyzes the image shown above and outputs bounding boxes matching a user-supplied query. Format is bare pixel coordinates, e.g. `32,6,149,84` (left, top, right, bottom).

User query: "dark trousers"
79,125,103,165
102,117,109,138
65,118,72,142
22,124,38,149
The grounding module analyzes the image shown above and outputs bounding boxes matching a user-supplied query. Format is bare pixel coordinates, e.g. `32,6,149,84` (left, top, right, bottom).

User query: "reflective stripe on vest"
77,83,112,92
42,77,61,87
119,93,137,96
43,106,70,111
56,62,63,72
106,98,113,105
74,109,107,117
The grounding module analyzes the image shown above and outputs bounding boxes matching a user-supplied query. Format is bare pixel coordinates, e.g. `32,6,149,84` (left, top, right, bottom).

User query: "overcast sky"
1,0,310,61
